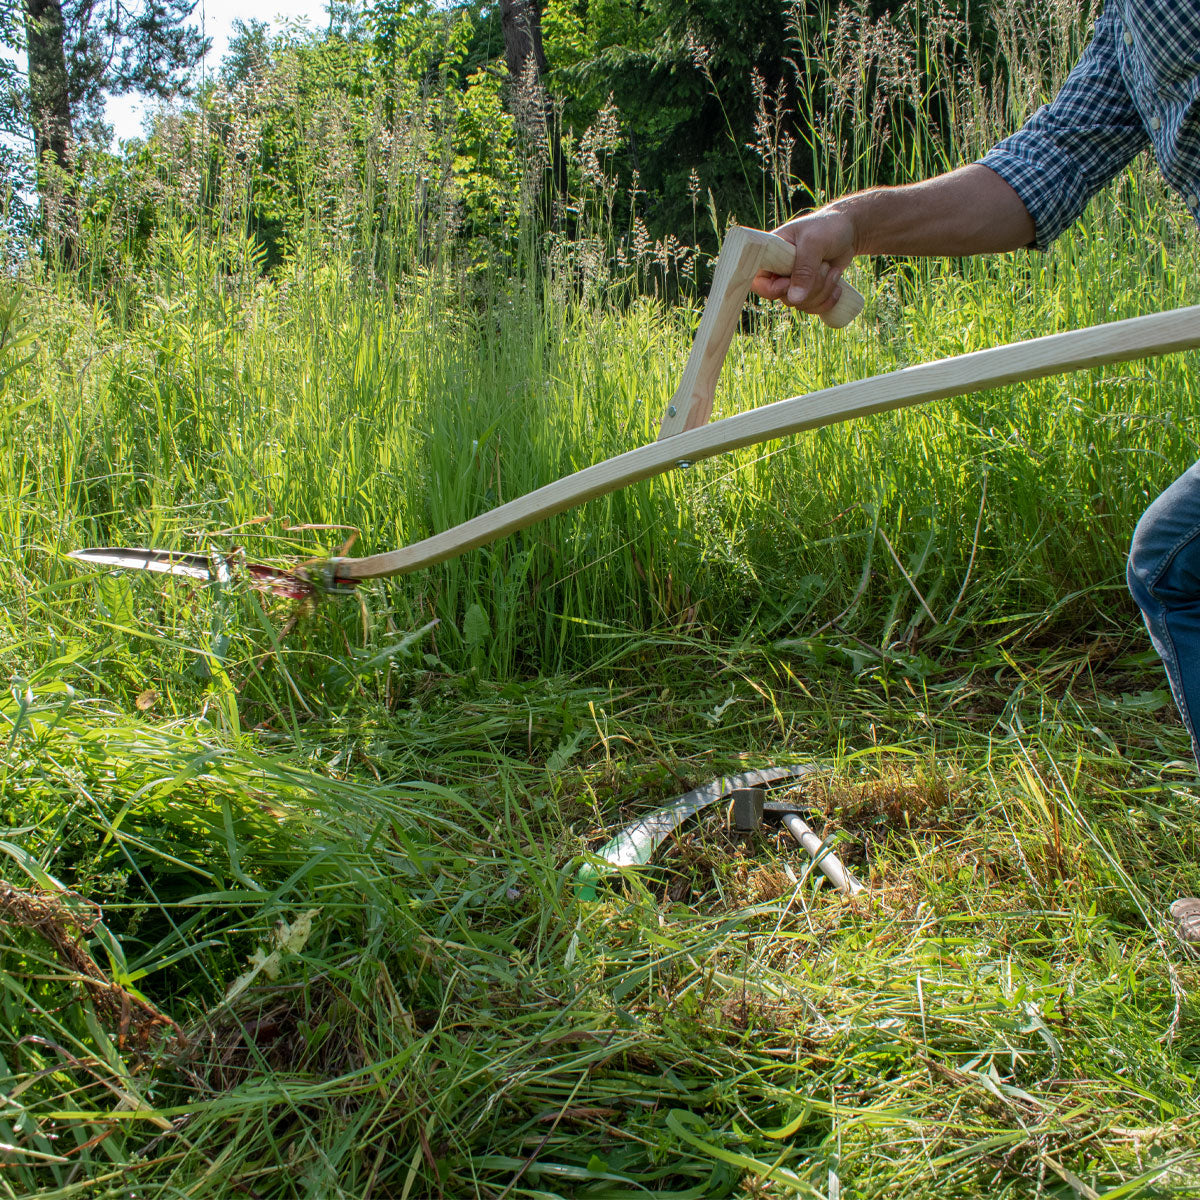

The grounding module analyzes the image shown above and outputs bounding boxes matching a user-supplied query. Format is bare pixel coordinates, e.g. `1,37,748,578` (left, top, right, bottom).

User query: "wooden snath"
69,225,1200,592
328,226,1200,583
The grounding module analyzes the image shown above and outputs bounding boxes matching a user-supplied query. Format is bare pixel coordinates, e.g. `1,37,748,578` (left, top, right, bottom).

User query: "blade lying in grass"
576,764,818,899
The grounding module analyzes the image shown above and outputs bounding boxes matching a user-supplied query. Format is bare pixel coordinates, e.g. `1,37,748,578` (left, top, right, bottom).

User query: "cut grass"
1,637,1198,1197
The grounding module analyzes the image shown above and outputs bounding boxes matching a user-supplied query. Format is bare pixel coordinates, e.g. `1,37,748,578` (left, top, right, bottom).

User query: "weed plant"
1,1,1199,1195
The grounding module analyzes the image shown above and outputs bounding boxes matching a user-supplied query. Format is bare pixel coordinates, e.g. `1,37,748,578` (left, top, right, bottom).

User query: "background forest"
2,1,1200,1197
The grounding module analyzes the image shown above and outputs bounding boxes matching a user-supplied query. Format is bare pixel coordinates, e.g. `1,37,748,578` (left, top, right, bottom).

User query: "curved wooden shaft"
656,226,864,439
332,305,1200,582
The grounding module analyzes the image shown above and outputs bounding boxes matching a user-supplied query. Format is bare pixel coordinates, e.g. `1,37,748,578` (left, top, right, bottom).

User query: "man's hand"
752,207,857,314
752,168,1036,312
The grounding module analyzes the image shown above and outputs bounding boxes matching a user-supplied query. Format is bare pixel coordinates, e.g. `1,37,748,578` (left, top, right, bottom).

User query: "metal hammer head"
730,787,809,832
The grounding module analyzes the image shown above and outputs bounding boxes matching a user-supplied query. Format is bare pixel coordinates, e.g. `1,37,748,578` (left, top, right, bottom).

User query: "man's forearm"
830,165,1035,257
755,164,1037,312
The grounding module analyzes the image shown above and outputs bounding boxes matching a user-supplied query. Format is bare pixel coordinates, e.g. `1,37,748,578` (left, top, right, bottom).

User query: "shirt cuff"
978,136,1093,252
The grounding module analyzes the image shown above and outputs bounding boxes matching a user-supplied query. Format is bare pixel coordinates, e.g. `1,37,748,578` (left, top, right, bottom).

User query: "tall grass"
5,0,1197,699
7,200,1199,698
3,1,1200,1196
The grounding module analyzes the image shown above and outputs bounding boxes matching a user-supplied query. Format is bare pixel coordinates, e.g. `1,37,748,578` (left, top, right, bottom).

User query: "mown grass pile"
2,1,1199,1195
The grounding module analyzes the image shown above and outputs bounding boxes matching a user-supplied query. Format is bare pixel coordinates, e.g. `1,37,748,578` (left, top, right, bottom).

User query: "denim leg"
1127,458,1200,766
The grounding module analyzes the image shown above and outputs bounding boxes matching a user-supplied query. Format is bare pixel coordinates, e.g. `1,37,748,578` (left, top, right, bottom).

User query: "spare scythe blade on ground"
574,764,867,900
574,764,819,900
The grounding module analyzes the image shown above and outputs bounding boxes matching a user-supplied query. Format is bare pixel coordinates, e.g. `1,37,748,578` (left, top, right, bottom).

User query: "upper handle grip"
656,226,869,439
757,230,864,329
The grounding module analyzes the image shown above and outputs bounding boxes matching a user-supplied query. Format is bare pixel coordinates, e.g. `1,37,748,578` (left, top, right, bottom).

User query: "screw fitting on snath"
303,559,360,596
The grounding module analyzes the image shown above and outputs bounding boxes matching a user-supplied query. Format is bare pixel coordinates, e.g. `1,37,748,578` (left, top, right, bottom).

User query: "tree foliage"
2,0,206,252
5,0,207,154
2,0,1048,284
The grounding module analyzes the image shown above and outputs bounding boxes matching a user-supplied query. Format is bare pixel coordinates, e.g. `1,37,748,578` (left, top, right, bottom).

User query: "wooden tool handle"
332,304,1200,581
656,226,866,440
758,231,865,329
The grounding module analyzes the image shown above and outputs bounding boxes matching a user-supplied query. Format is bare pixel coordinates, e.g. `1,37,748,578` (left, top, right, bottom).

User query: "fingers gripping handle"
657,226,866,439
758,231,865,330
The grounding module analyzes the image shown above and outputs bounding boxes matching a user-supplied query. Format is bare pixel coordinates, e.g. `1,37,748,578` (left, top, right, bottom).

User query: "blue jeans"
1127,459,1200,766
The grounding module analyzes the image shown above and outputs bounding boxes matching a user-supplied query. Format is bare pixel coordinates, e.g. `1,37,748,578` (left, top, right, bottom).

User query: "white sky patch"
106,0,330,146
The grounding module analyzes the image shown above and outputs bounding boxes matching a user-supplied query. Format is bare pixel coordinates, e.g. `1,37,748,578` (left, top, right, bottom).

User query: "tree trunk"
498,0,566,203
499,0,548,85
23,0,78,261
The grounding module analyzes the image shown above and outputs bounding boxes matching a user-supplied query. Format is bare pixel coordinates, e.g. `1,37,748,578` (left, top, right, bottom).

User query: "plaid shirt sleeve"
978,7,1149,250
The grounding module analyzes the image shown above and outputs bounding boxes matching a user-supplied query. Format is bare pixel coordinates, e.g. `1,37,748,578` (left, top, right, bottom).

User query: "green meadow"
2,2,1199,1195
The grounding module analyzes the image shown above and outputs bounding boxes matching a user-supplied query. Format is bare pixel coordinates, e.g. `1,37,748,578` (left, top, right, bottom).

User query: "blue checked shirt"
979,1,1200,250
